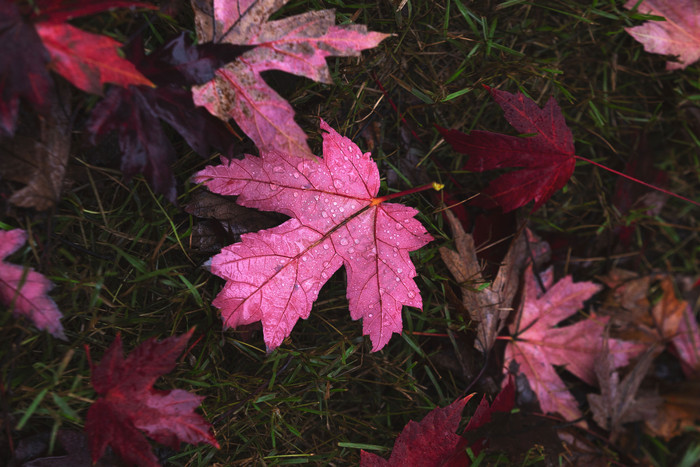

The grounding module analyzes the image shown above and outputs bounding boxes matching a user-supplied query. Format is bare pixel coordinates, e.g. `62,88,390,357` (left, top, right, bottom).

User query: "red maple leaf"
191,0,389,157
360,395,474,467
625,0,700,70
437,86,576,212
193,120,433,352
86,329,219,467
360,380,515,466
0,229,64,339
0,0,154,136
504,265,642,422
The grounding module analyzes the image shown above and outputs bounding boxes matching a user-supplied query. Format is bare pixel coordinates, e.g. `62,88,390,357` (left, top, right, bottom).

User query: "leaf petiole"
370,182,444,206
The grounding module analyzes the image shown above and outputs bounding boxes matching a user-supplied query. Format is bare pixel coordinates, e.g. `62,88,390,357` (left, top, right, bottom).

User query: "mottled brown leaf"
439,210,525,354
0,84,71,210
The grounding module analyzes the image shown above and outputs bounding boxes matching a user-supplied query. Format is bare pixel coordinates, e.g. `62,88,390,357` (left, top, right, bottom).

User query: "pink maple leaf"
191,0,389,157
625,0,700,70
86,329,219,467
505,265,642,422
0,229,65,339
193,120,433,352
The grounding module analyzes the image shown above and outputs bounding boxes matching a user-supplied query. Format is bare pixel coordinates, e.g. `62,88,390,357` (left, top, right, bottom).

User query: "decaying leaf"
184,190,286,252
0,84,71,210
602,270,700,377
645,380,700,440
191,0,389,157
588,342,662,442
439,210,525,354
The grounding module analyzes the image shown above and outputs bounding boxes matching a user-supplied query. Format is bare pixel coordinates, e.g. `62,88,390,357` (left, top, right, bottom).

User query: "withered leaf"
439,209,525,354
588,342,662,442
0,85,71,210
184,190,286,252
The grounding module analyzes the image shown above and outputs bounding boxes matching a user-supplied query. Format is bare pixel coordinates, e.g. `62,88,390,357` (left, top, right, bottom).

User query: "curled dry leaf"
439,210,525,354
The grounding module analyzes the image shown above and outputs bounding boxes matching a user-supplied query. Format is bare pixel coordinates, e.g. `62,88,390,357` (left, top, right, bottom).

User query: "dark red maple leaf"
360,395,474,467
86,329,219,467
360,381,515,466
87,33,249,201
437,86,576,212
0,0,154,136
194,120,434,352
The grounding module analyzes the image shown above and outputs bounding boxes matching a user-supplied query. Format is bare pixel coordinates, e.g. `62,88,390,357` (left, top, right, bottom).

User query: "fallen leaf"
505,265,640,422
359,395,473,467
87,33,246,201
625,0,700,70
455,375,515,460
184,190,285,252
588,342,662,442
645,380,700,440
0,0,153,136
35,22,152,94
0,229,65,339
193,120,433,352
191,0,389,157
0,0,52,136
602,270,700,376
437,87,576,212
0,83,71,210
671,304,700,378
86,329,219,467
440,210,525,354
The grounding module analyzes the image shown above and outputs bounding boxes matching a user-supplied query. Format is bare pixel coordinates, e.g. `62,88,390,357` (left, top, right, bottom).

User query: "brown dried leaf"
184,189,285,252
645,380,700,440
439,210,525,353
588,342,662,442
0,86,72,210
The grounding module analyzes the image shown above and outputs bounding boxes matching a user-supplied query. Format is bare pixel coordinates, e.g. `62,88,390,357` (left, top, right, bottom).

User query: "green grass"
2,0,700,465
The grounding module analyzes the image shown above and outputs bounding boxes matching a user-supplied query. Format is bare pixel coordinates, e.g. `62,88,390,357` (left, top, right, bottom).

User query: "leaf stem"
574,155,700,208
370,182,444,206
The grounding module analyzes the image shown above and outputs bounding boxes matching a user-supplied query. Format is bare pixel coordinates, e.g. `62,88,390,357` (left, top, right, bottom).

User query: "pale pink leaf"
505,265,641,422
0,229,65,339
191,0,390,157
194,120,432,351
625,0,700,70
